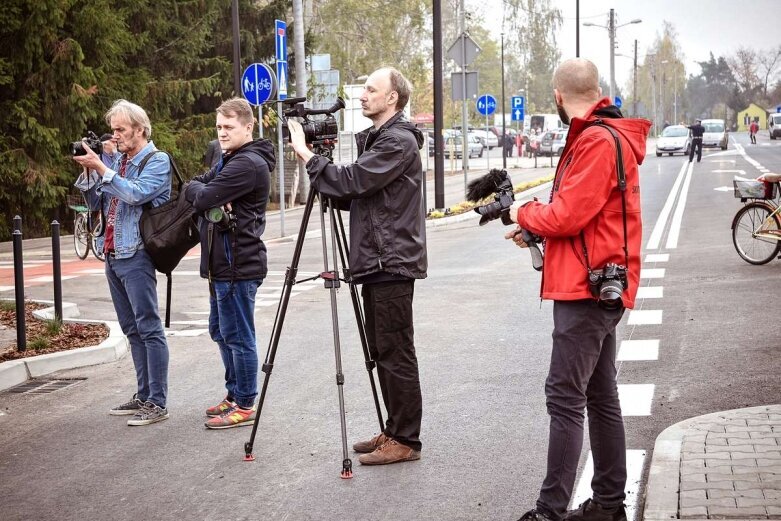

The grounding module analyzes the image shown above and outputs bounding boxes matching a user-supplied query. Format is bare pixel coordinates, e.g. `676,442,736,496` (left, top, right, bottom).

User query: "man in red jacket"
506,58,650,521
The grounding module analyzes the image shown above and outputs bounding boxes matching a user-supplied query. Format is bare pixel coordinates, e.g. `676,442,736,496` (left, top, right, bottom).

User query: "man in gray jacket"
288,66,427,466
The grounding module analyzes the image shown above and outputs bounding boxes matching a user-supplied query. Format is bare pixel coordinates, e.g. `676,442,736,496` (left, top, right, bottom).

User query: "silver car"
655,125,691,157
701,119,728,150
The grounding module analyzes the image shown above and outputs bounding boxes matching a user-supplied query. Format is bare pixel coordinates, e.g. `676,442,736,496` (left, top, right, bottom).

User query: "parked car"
769,113,781,140
655,125,691,157
470,129,499,149
539,128,569,156
701,118,728,150
444,135,483,159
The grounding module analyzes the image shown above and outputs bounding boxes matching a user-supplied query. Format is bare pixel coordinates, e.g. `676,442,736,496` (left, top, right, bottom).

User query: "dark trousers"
689,138,703,162
537,300,626,519
361,280,423,451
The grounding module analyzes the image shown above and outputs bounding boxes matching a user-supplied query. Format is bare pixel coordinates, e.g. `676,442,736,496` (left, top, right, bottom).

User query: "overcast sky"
473,0,780,94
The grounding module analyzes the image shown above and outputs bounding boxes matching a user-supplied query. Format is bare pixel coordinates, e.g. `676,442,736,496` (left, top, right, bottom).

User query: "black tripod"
243,187,385,479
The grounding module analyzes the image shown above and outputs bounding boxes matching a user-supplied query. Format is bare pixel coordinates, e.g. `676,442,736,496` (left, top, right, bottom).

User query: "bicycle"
67,194,105,261
731,179,781,265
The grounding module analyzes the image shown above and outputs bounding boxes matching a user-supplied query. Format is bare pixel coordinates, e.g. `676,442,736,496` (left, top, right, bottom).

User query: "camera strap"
578,121,630,274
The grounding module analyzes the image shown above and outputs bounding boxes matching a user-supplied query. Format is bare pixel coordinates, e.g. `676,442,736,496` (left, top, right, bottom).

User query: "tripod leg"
333,207,385,431
243,188,317,461
320,197,353,479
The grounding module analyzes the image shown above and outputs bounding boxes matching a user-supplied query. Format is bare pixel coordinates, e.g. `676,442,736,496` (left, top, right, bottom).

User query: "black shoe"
564,499,627,521
517,509,556,521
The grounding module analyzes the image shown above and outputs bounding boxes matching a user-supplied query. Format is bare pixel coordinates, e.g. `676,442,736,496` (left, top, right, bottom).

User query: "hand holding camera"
71,131,106,173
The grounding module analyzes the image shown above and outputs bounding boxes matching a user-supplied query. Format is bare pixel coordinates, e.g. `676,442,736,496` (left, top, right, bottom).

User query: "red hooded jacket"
516,98,651,309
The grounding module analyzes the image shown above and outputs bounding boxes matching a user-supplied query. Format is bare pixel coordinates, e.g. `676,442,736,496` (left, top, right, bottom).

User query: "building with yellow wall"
737,103,767,131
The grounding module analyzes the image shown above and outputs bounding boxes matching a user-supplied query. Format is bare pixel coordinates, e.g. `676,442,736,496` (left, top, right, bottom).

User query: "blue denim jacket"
75,141,171,258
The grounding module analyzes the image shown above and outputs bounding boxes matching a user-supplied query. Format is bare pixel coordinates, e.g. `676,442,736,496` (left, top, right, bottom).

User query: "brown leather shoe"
358,439,421,465
352,432,389,453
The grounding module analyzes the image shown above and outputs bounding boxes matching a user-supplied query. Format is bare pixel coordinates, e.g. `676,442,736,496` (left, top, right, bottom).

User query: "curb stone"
0,299,127,392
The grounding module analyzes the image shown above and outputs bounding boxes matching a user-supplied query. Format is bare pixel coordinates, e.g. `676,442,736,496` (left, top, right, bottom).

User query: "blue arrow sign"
512,96,525,109
275,19,287,100
241,63,276,106
614,96,622,108
512,107,524,121
476,94,497,116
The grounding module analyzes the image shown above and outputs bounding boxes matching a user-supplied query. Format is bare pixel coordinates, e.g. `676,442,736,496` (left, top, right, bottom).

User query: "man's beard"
556,104,570,126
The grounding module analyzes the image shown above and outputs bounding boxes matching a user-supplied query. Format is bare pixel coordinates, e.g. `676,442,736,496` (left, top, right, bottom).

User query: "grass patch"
0,300,16,312
28,337,51,350
44,319,63,336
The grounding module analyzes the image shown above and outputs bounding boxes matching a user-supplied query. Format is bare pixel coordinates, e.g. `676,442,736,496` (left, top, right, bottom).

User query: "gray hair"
104,99,152,139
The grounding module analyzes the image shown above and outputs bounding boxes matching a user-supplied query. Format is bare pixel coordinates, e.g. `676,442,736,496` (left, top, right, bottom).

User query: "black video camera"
280,97,345,159
205,205,237,232
466,169,544,271
70,131,103,157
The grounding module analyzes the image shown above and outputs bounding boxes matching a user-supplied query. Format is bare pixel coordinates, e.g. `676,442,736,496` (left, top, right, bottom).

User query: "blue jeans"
537,299,626,519
105,248,169,407
208,279,261,409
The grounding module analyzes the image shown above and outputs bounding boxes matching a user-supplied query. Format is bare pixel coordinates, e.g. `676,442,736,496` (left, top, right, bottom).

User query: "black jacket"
305,111,427,281
688,123,705,139
185,139,275,281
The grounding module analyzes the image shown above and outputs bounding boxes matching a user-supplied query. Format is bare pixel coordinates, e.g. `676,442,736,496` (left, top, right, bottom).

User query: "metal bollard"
12,216,26,351
52,220,63,322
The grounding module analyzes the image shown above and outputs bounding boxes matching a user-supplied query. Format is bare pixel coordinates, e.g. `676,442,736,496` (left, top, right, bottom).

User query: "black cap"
100,133,113,142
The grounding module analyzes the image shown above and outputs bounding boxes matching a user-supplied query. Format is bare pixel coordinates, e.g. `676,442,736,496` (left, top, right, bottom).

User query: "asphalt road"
1,132,780,521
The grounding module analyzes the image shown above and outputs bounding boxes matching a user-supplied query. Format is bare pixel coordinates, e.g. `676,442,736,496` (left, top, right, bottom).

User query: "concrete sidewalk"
644,404,781,521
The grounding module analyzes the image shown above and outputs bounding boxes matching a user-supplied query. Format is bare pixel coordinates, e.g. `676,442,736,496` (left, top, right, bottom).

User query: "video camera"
280,97,346,159
466,169,544,271
70,131,103,157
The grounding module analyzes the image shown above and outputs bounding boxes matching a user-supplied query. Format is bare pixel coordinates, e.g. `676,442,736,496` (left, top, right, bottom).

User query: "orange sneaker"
204,404,256,429
205,397,236,417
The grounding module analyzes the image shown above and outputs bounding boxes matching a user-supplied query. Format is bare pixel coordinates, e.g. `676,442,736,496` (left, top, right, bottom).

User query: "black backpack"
137,151,200,327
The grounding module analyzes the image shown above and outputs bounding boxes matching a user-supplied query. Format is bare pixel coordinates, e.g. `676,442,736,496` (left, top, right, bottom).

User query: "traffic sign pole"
275,19,287,234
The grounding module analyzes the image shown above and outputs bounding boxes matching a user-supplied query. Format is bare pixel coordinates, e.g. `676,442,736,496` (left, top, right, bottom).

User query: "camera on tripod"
280,97,346,159
466,169,544,271
70,131,103,157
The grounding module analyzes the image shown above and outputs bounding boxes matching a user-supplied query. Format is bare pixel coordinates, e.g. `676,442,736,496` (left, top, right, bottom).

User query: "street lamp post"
583,9,641,104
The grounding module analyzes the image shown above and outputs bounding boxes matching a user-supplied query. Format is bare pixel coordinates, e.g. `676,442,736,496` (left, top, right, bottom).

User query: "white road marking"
627,310,662,325
618,384,655,416
636,286,663,299
640,268,665,279
643,254,669,263
618,339,659,361
166,329,209,337
28,275,78,283
571,450,647,521
647,160,689,250
168,320,209,326
666,161,694,249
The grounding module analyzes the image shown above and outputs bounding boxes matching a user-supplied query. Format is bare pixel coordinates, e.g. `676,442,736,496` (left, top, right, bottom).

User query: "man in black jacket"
687,118,705,162
288,67,428,465
185,97,275,429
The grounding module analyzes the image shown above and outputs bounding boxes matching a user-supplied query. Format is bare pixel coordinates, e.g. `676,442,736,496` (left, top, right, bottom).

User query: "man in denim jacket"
73,99,172,426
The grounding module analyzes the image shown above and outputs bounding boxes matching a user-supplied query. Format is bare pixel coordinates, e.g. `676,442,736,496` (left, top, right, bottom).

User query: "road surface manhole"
5,377,87,394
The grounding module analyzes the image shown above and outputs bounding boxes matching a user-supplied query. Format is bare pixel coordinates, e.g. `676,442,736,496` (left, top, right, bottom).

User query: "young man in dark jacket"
506,58,650,521
288,67,427,465
185,97,275,429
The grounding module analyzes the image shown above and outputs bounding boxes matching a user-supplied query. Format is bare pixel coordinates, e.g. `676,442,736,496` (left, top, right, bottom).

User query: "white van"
768,113,781,140
700,119,728,150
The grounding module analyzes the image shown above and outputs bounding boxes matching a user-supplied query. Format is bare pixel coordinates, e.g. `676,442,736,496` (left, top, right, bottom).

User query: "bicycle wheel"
732,202,781,265
90,214,105,262
73,213,89,259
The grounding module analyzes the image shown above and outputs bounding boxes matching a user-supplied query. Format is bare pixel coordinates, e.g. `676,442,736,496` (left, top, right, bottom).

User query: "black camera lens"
70,141,86,156
599,279,624,310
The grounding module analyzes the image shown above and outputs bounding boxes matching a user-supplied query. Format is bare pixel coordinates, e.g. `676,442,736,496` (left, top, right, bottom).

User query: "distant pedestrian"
687,119,705,162
749,120,759,145
504,131,514,157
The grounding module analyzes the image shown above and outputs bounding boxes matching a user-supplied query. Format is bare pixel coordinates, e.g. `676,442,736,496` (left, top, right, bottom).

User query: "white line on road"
636,286,663,299
166,329,209,337
647,160,689,250
618,384,655,416
665,161,694,249
644,253,669,263
640,268,665,279
571,450,647,521
627,310,662,325
618,339,659,361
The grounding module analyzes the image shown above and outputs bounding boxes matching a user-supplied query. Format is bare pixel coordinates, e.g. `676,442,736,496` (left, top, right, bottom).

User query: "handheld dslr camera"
588,263,628,310
280,97,345,159
70,131,103,157
466,169,543,271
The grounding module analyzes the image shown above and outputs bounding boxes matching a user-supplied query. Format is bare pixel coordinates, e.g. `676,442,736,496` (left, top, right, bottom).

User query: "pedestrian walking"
749,120,759,145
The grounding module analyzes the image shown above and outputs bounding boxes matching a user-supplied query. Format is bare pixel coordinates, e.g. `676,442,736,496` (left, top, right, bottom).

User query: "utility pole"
459,0,469,182
608,8,615,103
633,39,638,117
433,0,445,209
231,0,240,94
293,0,307,205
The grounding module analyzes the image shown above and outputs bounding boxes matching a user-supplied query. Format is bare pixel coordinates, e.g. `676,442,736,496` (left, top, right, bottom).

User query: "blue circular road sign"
241,63,277,106
476,94,497,116
614,96,622,108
